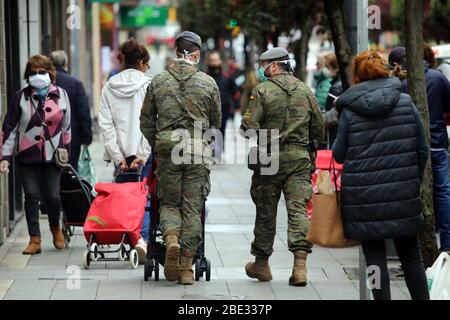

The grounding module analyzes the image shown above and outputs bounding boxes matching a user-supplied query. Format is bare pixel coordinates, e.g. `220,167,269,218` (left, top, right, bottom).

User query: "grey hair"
49,50,68,67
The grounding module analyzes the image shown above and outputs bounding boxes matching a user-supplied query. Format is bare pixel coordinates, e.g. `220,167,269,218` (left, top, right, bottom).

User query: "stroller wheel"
90,243,99,262
205,259,211,281
154,260,159,281
83,250,91,269
195,259,202,281
144,259,153,281
130,249,139,269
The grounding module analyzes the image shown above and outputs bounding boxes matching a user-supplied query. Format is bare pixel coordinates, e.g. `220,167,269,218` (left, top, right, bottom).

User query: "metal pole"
344,0,370,300
91,2,101,117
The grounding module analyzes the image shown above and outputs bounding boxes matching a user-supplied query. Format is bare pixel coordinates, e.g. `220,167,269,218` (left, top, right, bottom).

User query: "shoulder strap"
167,69,199,91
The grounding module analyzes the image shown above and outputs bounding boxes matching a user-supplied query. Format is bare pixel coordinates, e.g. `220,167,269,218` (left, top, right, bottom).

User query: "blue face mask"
258,66,269,82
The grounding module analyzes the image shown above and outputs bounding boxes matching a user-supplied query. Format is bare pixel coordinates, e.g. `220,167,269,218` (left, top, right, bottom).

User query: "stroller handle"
113,164,144,183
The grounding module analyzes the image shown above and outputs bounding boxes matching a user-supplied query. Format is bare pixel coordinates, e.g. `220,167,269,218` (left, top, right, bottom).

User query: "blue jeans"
139,156,153,242
431,149,450,251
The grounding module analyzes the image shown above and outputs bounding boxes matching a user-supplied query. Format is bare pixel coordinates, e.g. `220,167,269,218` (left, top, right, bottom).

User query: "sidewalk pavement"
0,133,411,300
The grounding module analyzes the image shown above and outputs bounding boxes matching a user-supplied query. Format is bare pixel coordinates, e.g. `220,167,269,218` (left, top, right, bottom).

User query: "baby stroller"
60,165,95,247
82,166,149,269
143,155,212,282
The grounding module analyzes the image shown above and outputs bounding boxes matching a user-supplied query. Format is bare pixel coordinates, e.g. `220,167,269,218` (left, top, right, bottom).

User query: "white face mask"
176,50,200,65
322,67,332,78
29,73,51,89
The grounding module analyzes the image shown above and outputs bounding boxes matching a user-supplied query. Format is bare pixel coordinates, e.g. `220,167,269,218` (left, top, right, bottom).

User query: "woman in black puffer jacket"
332,51,430,300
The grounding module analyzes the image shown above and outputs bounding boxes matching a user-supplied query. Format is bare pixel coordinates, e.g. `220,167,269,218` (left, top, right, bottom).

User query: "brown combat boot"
50,225,65,250
23,236,42,255
289,250,308,286
245,257,272,281
178,250,196,285
163,230,180,282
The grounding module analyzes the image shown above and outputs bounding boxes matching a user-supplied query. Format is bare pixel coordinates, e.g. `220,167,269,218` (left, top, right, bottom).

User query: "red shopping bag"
307,150,342,220
84,180,148,246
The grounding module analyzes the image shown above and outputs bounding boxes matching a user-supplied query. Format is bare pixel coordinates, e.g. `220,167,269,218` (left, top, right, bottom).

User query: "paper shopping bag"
306,193,360,248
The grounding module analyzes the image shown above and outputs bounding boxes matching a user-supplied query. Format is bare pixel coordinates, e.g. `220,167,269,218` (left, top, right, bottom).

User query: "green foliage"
390,0,405,33
427,0,450,42
176,0,317,44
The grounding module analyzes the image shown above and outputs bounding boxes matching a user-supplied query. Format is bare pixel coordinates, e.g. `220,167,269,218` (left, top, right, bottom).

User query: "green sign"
89,0,121,3
120,6,168,28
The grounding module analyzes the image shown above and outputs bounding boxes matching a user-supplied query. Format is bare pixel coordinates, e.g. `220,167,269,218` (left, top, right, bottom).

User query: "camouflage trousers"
156,154,210,252
250,159,313,258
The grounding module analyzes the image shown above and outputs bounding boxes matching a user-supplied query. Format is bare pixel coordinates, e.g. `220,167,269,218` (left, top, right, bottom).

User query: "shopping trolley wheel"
90,243,99,262
195,259,202,281
130,249,139,269
63,228,71,248
83,250,91,269
144,259,153,281
205,259,211,281
154,260,160,281
118,245,127,261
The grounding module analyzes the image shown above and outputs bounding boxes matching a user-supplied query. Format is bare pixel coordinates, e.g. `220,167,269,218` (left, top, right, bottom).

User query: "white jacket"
99,69,152,165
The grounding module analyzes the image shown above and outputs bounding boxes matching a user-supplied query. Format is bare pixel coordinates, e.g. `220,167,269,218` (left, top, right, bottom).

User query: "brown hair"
424,44,437,69
324,53,339,71
118,38,150,70
24,55,56,83
352,51,390,84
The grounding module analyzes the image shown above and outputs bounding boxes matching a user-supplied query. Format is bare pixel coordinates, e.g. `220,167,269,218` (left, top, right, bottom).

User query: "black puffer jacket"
332,77,428,241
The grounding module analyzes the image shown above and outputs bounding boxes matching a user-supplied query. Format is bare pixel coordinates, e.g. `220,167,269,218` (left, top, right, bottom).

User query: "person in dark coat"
50,50,92,170
333,51,430,300
206,51,238,161
324,53,343,148
389,46,450,254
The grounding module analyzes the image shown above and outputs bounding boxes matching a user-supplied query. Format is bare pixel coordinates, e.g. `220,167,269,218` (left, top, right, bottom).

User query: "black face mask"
208,66,222,74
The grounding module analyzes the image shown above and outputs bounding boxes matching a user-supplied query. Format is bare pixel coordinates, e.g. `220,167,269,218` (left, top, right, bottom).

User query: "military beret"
175,31,202,49
259,47,290,61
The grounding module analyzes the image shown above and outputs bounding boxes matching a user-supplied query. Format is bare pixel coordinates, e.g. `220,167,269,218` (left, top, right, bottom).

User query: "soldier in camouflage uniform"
240,47,325,286
140,31,221,285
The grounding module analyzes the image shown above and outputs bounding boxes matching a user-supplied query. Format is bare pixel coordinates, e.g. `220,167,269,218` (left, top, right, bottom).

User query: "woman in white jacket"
99,38,152,263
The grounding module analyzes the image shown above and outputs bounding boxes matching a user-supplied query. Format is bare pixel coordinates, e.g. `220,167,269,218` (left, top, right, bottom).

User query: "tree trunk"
294,19,313,81
324,0,352,90
405,0,439,268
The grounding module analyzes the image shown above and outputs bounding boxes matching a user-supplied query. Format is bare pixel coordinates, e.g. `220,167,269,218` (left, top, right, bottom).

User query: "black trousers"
362,236,430,300
70,145,81,171
18,164,62,237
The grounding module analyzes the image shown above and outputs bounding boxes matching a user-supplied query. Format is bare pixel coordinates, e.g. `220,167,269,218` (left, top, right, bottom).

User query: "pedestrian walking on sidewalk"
0,55,71,254
50,50,92,171
140,31,221,285
240,47,325,286
206,50,238,161
323,53,343,148
333,51,430,300
98,38,152,264
389,46,450,255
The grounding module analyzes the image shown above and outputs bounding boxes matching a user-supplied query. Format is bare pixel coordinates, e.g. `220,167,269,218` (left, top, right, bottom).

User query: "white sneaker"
134,238,147,265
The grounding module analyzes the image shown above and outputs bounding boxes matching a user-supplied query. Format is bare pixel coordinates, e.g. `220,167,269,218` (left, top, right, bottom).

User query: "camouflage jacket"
140,61,222,155
240,73,325,162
